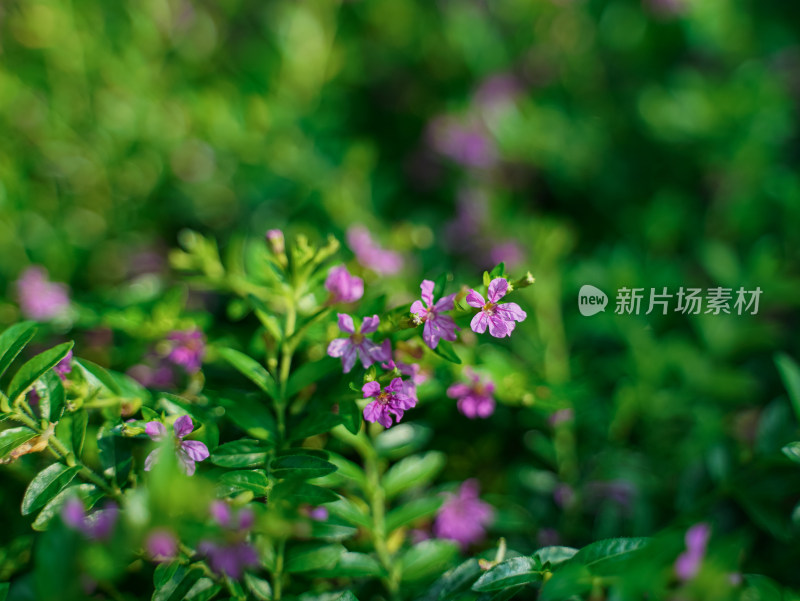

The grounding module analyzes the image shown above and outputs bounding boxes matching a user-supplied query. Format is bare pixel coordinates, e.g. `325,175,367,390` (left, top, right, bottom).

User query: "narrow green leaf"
32,484,103,531
472,557,541,592
72,410,88,456
288,410,343,441
210,439,269,468
272,481,340,505
312,552,386,578
185,578,222,601
374,423,433,459
7,342,74,403
571,537,650,575
400,540,459,582
533,546,579,569
218,347,278,399
338,397,362,435
782,442,800,464
382,451,446,499
21,463,81,515
432,273,448,300
286,543,345,573
152,565,204,601
217,395,277,441
44,371,66,422
326,497,372,529
286,358,339,398
431,340,461,364
0,322,36,380
244,573,273,601
386,496,444,533
0,427,37,459
272,454,337,480
422,558,482,601
75,358,122,395
489,263,506,279
220,469,269,496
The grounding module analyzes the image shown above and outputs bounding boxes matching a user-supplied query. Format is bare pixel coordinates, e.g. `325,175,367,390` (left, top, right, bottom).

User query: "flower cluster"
144,416,209,476
16,266,70,321
198,501,259,580
433,479,494,549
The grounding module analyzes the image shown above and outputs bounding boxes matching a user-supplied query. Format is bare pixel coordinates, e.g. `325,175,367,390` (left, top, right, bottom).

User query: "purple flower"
327,314,391,373
144,416,209,476
127,363,175,389
346,226,403,275
466,278,527,338
362,378,416,429
166,329,206,373
553,483,575,509
199,541,259,580
447,369,495,419
54,350,73,381
549,408,574,427
308,507,329,521
16,266,70,321
62,498,118,540
325,264,364,303
146,529,178,562
675,523,711,582
433,480,494,549
428,116,498,169
200,501,259,580
265,229,285,254
410,280,459,349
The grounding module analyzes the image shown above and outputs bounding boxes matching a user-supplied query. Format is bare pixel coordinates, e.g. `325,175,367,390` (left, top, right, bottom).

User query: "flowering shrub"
0,228,797,601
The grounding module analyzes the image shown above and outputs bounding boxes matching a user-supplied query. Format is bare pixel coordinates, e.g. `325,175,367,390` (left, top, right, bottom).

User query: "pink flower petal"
144,448,162,471
363,400,384,424
327,338,350,358
173,415,195,439
470,311,488,334
465,290,485,308
487,278,508,303
360,314,380,334
447,383,471,398
496,302,526,322
337,313,355,334
487,316,510,338
410,300,426,316
341,344,358,373
362,381,381,398
420,280,435,308
434,294,456,312
181,440,210,462
146,421,167,441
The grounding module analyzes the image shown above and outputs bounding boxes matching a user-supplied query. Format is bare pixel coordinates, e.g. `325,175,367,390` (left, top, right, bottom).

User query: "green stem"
273,538,285,601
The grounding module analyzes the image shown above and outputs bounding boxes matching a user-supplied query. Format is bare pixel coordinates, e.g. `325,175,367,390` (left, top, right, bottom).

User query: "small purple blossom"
62,498,118,540
362,378,416,429
127,363,175,389
144,416,209,476
166,329,206,373
466,278,526,338
428,116,498,169
447,369,495,419
54,350,73,381
327,314,391,373
16,266,70,321
410,280,459,349
553,483,576,509
308,507,329,521
675,523,711,582
433,480,494,549
265,229,285,254
346,226,403,275
549,408,574,427
146,529,178,562
199,501,259,580
325,264,364,303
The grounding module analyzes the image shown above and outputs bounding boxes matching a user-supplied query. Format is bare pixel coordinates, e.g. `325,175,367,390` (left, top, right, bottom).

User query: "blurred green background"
2,0,800,589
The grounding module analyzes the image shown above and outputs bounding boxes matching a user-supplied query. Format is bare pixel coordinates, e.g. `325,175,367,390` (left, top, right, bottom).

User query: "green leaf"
288,410,343,441
218,347,278,399
217,395,277,441
374,423,433,459
32,484,103,531
0,426,37,459
310,520,358,542
72,410,89,456
472,557,541,592
0,582,8,601
432,273,448,300
152,565,204,601
533,546,578,569
211,439,269,468
75,358,122,395
244,573,273,601
571,537,650,575
287,358,340,398
7,342,74,404
220,469,269,496
326,497,372,529
312,552,386,578
97,429,133,486
272,454,337,480
286,543,346,573
272,481,340,505
382,451,446,499
0,322,36,380
422,558,482,601
313,451,368,490
386,496,444,533
338,397,361,435
783,442,800,463
21,463,81,515
400,540,459,582
185,578,222,601
431,340,461,364
337,593,360,601
489,263,506,279
44,371,66,422
776,353,800,423
538,564,592,601
742,574,784,601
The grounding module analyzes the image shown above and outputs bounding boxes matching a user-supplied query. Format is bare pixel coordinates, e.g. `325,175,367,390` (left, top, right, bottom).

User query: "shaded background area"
2,0,800,589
